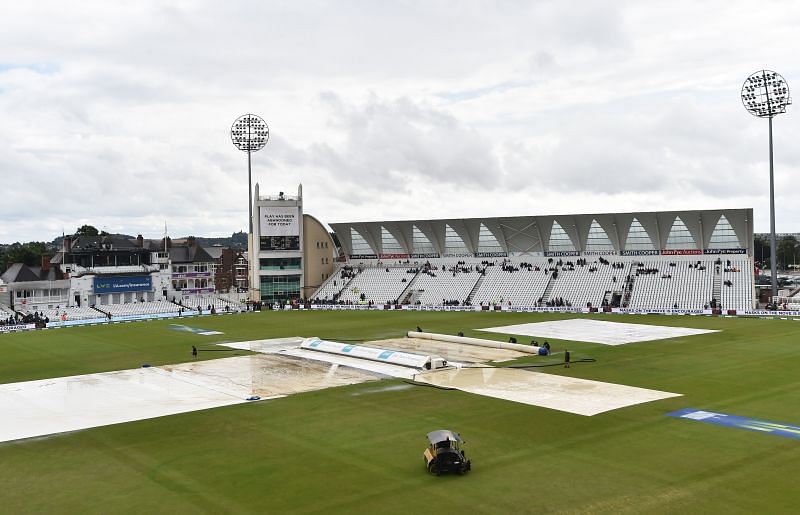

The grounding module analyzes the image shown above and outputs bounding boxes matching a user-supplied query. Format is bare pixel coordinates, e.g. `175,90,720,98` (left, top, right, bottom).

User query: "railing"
70,264,159,276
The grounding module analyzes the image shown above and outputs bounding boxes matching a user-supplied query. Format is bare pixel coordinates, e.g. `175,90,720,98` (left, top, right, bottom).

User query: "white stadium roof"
330,208,753,258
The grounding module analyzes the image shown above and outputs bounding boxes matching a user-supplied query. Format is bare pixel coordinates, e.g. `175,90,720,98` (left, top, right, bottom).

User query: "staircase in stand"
712,266,722,305
621,262,637,308
332,272,360,301
465,274,485,305
92,306,110,317
395,270,422,304
539,273,557,306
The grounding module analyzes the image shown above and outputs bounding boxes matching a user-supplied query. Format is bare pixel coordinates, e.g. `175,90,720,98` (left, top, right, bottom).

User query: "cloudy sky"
1,0,799,243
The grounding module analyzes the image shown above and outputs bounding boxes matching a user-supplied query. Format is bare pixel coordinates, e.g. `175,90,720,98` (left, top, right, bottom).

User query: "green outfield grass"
1,311,799,514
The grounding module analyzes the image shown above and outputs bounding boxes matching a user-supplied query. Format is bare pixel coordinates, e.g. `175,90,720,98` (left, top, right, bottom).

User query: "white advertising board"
259,207,299,237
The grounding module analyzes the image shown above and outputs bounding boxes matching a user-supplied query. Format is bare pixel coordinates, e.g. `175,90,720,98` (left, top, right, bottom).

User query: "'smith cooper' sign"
259,207,299,236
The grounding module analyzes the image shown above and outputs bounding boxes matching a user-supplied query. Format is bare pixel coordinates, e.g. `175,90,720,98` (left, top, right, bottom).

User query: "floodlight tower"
230,114,270,234
742,70,791,302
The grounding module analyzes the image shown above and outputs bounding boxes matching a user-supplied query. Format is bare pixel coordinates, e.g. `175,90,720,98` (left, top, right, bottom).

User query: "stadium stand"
24,306,105,321
720,258,754,311
336,266,410,304
310,255,755,311
470,260,552,307
312,266,351,302
321,209,756,310
178,294,244,312
0,304,16,317
626,259,713,310
408,263,482,305
99,300,180,317
546,258,627,308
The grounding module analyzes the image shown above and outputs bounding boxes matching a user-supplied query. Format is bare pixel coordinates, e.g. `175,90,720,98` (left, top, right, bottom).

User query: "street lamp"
742,70,791,302
230,114,270,234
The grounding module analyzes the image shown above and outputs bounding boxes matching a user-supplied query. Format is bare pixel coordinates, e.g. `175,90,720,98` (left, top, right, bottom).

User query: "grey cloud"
302,93,501,193
1,1,800,241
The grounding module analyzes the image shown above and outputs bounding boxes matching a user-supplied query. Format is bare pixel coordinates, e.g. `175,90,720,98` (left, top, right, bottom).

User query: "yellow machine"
423,430,471,475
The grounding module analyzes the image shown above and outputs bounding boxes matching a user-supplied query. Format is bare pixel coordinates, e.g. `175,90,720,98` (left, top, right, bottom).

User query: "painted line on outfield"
668,408,800,440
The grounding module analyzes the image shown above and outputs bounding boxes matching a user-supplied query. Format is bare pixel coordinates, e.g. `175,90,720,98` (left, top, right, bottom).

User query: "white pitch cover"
300,338,432,369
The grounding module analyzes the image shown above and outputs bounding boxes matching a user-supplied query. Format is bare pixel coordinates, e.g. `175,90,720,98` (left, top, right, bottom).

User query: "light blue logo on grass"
378,350,394,360
668,408,800,440
169,324,224,336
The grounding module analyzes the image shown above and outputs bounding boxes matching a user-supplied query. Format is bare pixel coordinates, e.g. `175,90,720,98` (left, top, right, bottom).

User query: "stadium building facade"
0,234,235,315
249,184,337,303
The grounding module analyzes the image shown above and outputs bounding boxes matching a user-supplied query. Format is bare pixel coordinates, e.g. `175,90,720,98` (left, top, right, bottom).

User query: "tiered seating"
471,261,551,306
720,259,753,311
312,266,347,301
310,255,754,310
180,294,244,312
627,260,713,310
101,300,179,317
31,306,104,321
0,304,16,317
548,260,625,308
412,265,481,305
336,267,410,304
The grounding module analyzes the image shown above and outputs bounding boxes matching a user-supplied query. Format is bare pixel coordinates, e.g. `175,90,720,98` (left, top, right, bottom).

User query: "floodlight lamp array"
741,70,791,118
231,114,269,152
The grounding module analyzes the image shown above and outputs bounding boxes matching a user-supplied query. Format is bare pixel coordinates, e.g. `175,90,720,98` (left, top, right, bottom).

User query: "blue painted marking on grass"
342,345,355,352
308,339,321,347
668,408,800,440
378,350,394,360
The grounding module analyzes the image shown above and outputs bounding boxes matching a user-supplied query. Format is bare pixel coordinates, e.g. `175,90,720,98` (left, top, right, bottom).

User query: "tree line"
754,234,800,271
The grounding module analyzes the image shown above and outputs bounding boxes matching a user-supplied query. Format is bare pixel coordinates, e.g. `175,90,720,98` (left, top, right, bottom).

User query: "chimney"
187,236,196,248
64,236,72,252
41,255,51,271
136,234,144,248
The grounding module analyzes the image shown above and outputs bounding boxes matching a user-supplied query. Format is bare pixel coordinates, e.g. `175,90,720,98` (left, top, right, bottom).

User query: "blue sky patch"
0,63,59,74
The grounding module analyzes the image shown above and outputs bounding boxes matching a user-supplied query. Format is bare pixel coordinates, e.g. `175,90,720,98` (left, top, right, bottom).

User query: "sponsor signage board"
259,206,300,237
349,254,378,260
613,308,706,315
703,248,747,254
661,249,702,256
171,272,212,279
620,250,660,256
544,251,580,257
0,324,36,333
379,253,409,259
742,310,800,316
94,276,152,294
474,252,508,258
181,287,216,294
442,253,472,258
409,253,440,259
583,250,617,256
